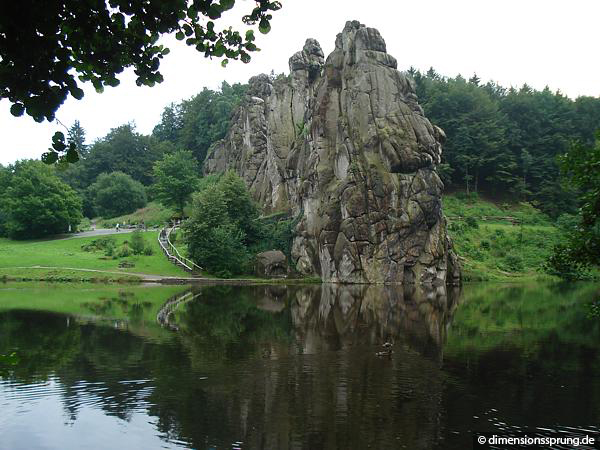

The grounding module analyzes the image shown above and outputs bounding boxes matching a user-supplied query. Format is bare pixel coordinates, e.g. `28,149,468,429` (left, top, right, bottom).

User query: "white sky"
1,0,599,165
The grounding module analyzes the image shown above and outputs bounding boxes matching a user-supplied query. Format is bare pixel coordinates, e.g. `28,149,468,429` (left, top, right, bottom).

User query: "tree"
1,0,281,124
0,160,82,239
559,133,600,262
84,123,162,185
217,170,261,244
183,184,249,277
152,82,247,165
0,165,11,236
545,133,600,278
67,121,88,157
89,171,147,218
152,150,200,216
411,67,600,216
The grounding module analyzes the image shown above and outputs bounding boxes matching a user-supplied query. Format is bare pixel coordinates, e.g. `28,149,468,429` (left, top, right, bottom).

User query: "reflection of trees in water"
441,282,600,445
81,290,153,326
3,283,599,449
1,284,460,449
0,310,182,426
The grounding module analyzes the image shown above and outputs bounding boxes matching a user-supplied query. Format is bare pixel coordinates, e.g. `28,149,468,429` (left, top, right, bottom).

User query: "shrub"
555,213,579,231
81,237,116,254
183,173,259,277
465,216,479,229
480,240,491,250
130,231,146,255
117,242,132,258
186,222,249,278
542,243,592,281
502,252,524,272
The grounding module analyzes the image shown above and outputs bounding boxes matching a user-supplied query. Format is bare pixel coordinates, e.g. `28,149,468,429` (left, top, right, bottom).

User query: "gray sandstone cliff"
204,20,461,285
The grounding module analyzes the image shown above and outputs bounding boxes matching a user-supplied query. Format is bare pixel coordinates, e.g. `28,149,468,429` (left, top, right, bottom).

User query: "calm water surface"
0,282,598,449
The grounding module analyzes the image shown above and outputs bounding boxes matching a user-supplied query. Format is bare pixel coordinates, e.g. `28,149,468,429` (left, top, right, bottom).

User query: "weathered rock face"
255,250,288,278
205,20,461,285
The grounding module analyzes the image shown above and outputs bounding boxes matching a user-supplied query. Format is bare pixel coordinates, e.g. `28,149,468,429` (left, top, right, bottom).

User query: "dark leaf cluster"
1,0,281,122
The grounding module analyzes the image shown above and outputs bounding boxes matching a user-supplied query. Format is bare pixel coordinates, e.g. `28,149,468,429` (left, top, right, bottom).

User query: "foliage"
151,150,199,215
68,120,88,157
443,193,551,226
80,237,117,255
84,123,163,185
217,170,261,244
465,216,478,229
2,0,281,125
545,133,600,277
117,242,132,258
182,171,297,276
130,231,153,256
444,194,560,281
183,184,250,277
542,243,593,281
0,160,82,239
252,218,294,258
152,82,247,165
89,171,147,218
411,68,600,217
98,201,173,228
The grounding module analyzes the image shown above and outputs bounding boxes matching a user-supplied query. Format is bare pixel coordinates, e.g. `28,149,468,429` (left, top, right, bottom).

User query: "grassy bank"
443,193,560,281
98,201,174,228
0,268,142,283
0,231,188,280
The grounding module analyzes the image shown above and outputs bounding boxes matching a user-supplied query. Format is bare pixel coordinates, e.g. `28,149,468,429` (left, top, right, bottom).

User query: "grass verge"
0,231,188,279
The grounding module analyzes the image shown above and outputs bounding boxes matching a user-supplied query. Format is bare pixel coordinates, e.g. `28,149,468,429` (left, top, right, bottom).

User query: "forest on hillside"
410,68,600,218
0,69,598,278
5,69,598,220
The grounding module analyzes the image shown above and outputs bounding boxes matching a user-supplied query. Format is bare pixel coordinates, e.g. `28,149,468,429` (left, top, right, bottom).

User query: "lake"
0,282,599,449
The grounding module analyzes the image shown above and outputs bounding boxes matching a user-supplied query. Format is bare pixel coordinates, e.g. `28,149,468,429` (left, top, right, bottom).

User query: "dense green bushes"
0,160,82,239
183,171,293,278
88,172,147,218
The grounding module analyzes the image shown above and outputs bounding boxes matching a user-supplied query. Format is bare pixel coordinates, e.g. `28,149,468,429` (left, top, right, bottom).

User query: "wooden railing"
158,223,203,273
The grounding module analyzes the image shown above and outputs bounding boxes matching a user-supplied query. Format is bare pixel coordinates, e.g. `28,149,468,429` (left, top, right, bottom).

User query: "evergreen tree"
68,120,88,157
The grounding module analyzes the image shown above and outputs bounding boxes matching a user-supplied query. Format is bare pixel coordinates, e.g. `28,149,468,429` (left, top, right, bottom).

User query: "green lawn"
0,231,188,278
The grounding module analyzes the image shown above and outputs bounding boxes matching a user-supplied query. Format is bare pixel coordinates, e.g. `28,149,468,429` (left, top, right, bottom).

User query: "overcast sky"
1,0,598,165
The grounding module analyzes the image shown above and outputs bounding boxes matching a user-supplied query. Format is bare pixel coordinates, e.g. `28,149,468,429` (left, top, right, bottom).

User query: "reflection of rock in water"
229,283,461,450
290,283,460,361
164,283,461,450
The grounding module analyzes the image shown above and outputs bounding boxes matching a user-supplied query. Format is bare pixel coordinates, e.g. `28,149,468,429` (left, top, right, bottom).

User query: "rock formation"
204,20,461,285
255,250,288,278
